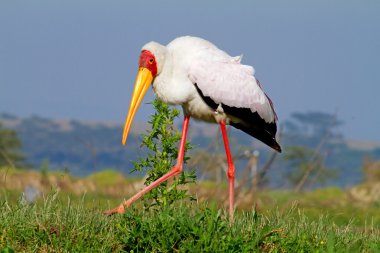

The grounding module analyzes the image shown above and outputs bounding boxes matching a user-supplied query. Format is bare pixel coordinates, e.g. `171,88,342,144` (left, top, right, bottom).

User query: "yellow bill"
122,67,153,145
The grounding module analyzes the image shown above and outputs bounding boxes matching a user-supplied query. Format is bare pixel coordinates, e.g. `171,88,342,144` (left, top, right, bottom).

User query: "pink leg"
104,115,190,216
220,121,235,222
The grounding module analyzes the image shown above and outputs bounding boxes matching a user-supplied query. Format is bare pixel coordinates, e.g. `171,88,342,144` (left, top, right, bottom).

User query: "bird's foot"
103,203,126,216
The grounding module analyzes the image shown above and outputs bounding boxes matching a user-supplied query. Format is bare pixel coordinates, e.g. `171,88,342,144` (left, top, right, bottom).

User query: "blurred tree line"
0,123,25,167
0,114,141,175
1,111,380,189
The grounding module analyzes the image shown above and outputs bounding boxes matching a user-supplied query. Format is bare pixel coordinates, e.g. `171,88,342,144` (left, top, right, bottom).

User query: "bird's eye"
149,58,154,64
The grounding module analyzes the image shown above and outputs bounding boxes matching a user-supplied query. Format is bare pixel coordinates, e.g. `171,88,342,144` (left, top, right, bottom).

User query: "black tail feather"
230,122,281,152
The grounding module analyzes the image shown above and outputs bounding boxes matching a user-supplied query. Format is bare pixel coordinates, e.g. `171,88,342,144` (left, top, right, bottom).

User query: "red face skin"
139,50,157,77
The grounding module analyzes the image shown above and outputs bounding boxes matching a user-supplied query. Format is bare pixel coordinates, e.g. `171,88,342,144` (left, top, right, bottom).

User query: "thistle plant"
132,99,196,209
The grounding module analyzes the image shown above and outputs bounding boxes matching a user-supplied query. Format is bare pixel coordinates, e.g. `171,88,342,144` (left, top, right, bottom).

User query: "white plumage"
143,36,277,125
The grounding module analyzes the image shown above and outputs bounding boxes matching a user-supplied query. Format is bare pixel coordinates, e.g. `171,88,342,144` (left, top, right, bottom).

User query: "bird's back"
165,36,281,152
167,36,234,63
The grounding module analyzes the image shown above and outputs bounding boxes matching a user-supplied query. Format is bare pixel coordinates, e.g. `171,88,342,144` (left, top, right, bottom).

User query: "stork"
104,36,281,221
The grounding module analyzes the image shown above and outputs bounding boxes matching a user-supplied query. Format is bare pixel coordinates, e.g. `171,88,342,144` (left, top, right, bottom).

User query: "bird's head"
122,42,167,145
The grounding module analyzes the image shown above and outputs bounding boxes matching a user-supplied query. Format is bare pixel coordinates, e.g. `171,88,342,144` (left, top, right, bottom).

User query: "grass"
260,188,380,228
0,192,122,252
1,191,379,252
2,167,380,251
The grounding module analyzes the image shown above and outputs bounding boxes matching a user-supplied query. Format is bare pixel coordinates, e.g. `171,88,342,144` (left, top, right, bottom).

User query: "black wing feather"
194,83,281,152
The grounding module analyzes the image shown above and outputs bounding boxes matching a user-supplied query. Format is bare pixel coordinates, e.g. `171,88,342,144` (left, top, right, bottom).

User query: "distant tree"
283,146,335,191
362,157,380,183
282,111,342,190
284,111,343,147
0,123,25,167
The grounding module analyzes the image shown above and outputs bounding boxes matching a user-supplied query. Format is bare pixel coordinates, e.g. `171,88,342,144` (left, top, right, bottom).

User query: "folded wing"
188,57,281,152
188,59,277,124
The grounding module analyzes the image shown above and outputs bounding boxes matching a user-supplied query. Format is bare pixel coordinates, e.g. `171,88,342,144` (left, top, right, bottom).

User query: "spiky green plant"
132,99,196,209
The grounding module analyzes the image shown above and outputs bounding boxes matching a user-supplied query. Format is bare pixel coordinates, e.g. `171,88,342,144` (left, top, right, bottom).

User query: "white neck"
152,52,195,105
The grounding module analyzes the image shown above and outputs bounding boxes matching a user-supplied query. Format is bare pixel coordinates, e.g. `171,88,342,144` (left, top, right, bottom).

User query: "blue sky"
1,0,379,141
